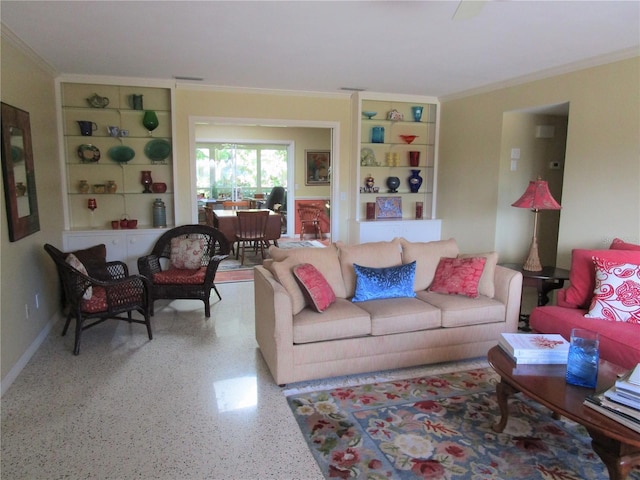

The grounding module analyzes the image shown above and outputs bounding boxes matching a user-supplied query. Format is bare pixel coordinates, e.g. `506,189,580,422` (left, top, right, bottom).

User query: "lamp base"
522,238,543,272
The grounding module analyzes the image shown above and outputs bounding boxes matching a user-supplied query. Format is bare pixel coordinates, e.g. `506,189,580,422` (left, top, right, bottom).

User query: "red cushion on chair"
81,287,108,313
153,267,206,285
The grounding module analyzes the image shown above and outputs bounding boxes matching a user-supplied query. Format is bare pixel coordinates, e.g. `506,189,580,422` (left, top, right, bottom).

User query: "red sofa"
530,239,640,370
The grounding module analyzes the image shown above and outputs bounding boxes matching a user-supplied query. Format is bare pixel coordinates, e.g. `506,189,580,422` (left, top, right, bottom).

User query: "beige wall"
439,57,640,267
174,88,351,237
1,35,64,383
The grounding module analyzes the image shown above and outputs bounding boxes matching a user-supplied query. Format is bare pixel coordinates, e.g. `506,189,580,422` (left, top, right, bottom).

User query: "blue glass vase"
408,170,423,193
371,126,385,143
411,106,423,122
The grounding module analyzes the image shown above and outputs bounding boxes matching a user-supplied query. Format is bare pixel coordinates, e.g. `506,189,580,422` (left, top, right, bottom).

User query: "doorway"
189,117,339,241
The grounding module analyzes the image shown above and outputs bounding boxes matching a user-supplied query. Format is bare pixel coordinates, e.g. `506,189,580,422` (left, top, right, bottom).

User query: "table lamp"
511,176,561,271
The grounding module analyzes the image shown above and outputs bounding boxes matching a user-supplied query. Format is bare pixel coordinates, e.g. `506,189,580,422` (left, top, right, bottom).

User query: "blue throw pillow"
352,261,417,302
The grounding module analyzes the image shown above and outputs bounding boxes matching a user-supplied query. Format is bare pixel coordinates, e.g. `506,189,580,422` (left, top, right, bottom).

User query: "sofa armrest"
254,265,295,385
494,265,523,332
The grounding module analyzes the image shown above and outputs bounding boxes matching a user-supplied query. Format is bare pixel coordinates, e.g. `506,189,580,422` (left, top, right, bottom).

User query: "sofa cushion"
417,291,506,328
269,244,346,298
293,263,336,313
610,238,640,251
429,256,486,298
458,251,498,298
267,256,307,315
564,249,640,308
292,298,371,344
352,262,416,302
337,239,403,298
355,297,441,335
68,243,109,280
530,305,640,369
585,258,640,323
400,238,459,291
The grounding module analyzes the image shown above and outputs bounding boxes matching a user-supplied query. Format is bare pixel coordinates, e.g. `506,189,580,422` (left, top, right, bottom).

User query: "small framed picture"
375,196,402,219
305,150,330,185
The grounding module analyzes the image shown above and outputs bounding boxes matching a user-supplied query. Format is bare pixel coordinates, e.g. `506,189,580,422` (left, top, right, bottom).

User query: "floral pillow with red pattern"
65,253,92,300
428,256,487,298
293,263,336,312
170,237,205,270
585,257,640,323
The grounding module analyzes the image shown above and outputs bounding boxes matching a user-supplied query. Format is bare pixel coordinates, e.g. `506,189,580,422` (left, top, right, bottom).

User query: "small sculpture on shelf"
362,174,378,193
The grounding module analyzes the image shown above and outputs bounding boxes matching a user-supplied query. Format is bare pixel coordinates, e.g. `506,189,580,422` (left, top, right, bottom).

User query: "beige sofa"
254,238,523,385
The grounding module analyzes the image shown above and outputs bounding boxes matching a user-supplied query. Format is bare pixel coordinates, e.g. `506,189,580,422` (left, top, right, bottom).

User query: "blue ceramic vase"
408,170,423,193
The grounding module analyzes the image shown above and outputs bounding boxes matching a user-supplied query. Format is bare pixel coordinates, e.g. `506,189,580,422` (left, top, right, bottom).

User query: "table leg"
492,379,519,433
588,429,640,480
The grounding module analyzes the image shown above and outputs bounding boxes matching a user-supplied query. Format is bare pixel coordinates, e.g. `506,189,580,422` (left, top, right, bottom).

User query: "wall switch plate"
510,159,518,171
511,148,521,159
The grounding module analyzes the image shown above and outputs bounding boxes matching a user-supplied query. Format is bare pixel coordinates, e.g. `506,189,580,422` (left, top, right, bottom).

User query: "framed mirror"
1,102,40,241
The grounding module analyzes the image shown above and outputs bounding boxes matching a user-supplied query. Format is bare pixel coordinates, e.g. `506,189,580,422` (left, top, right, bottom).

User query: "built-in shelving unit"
351,92,441,243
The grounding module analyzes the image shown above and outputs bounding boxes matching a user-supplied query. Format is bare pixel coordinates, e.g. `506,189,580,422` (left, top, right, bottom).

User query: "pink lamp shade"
511,178,561,210
512,177,561,272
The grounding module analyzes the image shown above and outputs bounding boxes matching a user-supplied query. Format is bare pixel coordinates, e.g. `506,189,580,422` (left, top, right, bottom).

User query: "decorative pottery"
387,109,403,121
108,145,135,163
142,111,159,135
411,106,424,122
86,93,109,108
409,151,420,166
77,120,98,136
386,176,400,193
400,135,418,144
364,174,375,192
415,201,424,219
408,169,423,193
130,94,144,110
144,139,171,162
106,180,118,194
360,148,377,166
371,126,384,143
78,180,90,194
362,111,377,119
107,125,120,137
366,202,375,220
77,144,100,163
93,184,106,194
153,198,167,228
151,182,167,193
15,182,27,196
141,171,153,193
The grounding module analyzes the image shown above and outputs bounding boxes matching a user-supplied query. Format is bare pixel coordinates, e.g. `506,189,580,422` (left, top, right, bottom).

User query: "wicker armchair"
44,243,152,355
137,225,230,317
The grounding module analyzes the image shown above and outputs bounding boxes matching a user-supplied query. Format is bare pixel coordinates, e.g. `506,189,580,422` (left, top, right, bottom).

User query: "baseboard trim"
1,313,61,397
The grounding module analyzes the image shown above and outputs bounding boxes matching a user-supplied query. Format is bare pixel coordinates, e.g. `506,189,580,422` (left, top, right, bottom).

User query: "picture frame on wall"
305,150,330,185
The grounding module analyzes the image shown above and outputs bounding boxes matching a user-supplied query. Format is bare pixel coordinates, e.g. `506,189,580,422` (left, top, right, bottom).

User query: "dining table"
212,209,282,247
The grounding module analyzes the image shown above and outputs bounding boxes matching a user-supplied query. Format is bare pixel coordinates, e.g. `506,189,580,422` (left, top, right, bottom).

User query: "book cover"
499,333,569,358
499,346,569,365
615,363,640,396
605,388,640,410
584,394,640,434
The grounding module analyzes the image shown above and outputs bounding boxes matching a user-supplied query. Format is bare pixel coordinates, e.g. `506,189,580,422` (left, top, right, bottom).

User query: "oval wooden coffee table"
488,345,640,480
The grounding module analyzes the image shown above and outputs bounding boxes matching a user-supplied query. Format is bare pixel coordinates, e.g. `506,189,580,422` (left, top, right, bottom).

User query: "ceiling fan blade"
452,0,486,20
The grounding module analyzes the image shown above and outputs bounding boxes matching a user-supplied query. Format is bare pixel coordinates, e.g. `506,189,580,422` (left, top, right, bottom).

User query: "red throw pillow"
293,263,336,312
564,249,640,308
610,238,640,251
429,256,486,298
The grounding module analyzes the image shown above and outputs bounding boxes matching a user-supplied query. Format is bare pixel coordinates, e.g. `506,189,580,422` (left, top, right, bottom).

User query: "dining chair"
223,200,250,210
235,210,269,265
298,205,323,240
44,243,152,355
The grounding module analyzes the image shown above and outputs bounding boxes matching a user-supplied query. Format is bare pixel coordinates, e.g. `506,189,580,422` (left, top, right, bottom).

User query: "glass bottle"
142,111,159,136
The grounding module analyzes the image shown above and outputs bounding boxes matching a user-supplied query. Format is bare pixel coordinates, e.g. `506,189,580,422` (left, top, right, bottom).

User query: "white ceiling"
1,1,639,99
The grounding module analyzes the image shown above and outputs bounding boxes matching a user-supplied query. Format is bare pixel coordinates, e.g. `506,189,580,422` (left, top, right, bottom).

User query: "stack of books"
584,364,640,433
499,333,570,364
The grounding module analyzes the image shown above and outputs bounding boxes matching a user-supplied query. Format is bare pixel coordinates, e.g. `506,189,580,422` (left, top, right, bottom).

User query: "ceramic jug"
77,120,98,136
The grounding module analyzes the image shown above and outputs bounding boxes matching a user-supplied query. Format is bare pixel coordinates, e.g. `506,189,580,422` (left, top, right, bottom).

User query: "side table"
500,263,571,330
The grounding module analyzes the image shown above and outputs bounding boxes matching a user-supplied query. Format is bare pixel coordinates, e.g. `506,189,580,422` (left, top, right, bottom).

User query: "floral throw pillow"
65,253,92,300
293,263,336,312
170,237,205,270
352,261,416,302
429,256,487,298
585,257,640,323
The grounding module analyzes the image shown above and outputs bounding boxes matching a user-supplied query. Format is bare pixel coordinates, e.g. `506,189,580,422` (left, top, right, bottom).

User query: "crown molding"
440,48,640,103
175,82,351,100
1,22,58,77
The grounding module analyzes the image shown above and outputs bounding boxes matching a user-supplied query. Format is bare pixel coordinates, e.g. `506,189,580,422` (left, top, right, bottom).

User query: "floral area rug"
287,367,640,479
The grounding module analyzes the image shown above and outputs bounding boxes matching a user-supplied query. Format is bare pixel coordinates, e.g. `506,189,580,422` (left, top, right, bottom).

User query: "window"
196,143,287,199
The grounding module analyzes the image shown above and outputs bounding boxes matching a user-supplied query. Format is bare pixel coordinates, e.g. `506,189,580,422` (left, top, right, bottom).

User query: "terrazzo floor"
1,280,517,479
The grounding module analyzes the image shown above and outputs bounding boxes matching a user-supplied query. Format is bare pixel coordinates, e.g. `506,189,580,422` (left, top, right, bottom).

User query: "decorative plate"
144,139,171,162
77,144,101,163
360,148,378,166
108,145,135,163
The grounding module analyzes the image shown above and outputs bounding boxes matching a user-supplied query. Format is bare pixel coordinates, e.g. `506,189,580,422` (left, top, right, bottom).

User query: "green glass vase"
142,110,159,136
